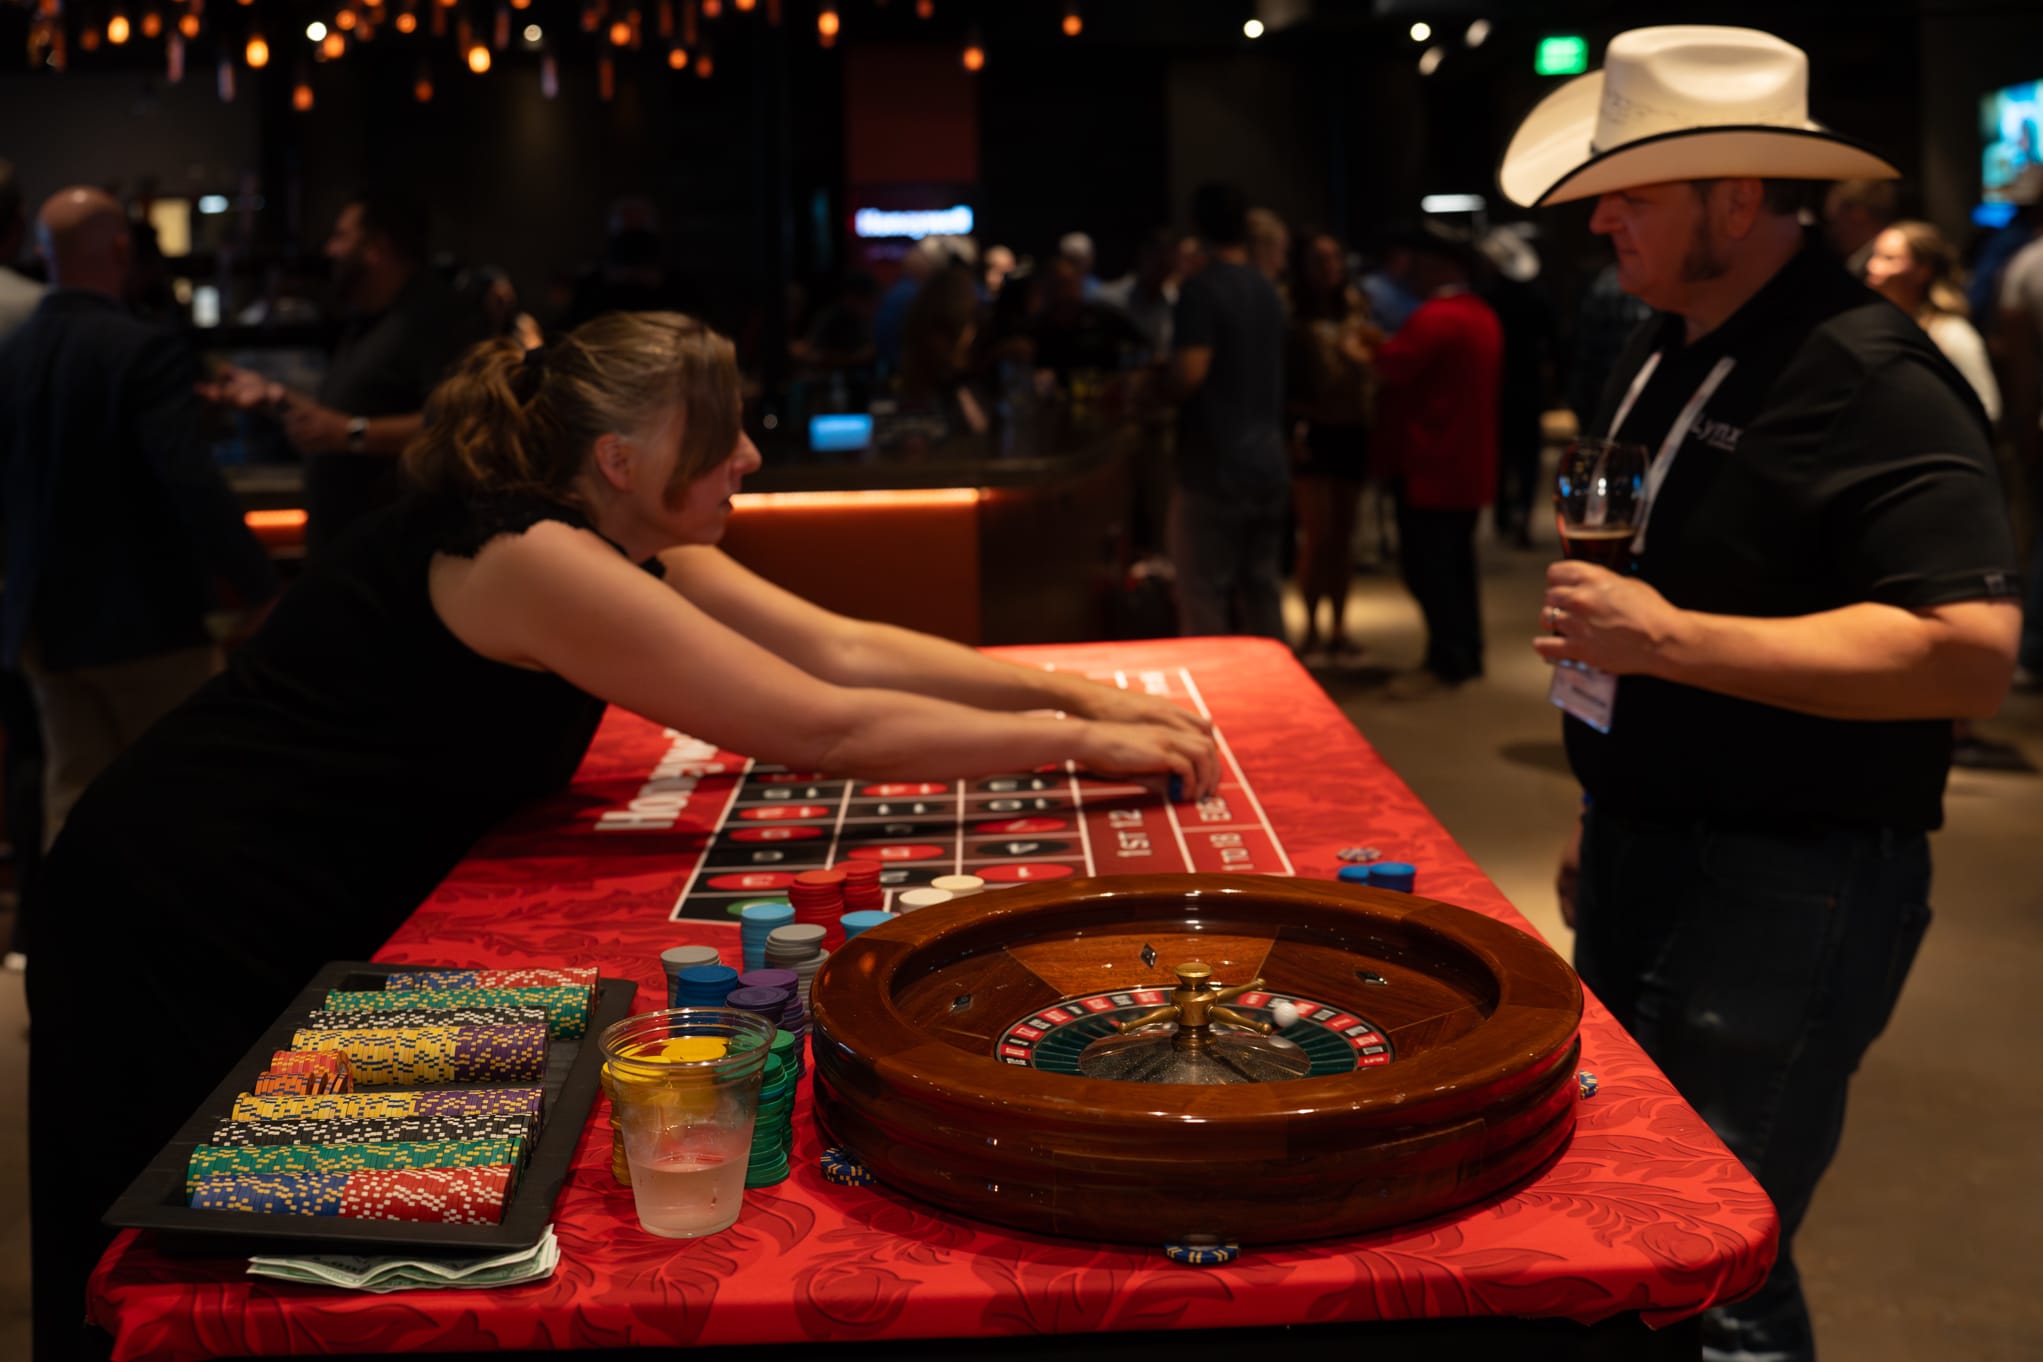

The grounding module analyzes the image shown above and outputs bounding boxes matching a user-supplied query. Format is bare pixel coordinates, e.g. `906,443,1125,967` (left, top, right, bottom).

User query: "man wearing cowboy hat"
1503,27,2021,1362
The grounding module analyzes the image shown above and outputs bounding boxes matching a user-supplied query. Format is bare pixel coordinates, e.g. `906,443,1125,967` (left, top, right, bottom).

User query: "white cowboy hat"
1499,26,1900,208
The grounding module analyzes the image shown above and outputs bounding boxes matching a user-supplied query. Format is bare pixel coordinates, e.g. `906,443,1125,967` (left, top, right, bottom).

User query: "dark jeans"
2021,461,2043,674
0,664,43,955
1168,486,1288,641
1394,501,1482,681
1576,808,1934,1362
1494,415,1542,539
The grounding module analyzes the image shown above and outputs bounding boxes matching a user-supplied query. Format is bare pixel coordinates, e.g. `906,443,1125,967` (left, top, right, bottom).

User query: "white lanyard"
1603,350,1737,556
1605,351,1661,438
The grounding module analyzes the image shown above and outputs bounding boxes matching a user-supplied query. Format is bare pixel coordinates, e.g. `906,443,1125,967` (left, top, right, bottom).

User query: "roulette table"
85,638,1776,1362
812,874,1583,1246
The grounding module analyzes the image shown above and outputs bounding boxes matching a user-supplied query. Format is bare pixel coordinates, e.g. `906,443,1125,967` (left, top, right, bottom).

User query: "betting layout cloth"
591,664,1292,922
88,639,1778,1362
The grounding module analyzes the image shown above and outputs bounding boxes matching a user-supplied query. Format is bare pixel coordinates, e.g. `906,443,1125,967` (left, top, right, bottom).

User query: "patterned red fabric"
87,638,1776,1360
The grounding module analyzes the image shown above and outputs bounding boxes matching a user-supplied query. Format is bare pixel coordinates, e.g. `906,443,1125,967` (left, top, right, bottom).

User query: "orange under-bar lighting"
731,488,983,510
243,490,982,533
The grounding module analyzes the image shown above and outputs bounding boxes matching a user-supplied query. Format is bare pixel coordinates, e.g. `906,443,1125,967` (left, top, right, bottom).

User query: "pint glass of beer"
1554,438,1649,570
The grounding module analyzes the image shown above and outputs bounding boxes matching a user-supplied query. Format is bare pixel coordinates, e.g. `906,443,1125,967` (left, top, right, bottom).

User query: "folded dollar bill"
246,1225,558,1294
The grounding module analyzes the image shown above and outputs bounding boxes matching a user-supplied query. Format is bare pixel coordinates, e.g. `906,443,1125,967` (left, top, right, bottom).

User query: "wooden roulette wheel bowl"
810,873,1583,1246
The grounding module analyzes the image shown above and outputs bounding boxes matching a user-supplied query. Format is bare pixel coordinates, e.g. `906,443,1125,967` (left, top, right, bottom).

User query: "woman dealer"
26,311,1216,1361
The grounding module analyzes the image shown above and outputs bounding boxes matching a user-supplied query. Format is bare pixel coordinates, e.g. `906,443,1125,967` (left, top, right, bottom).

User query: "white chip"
929,875,986,897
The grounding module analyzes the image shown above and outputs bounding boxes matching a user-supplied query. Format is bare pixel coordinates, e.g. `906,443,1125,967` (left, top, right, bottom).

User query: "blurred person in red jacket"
1371,222,1503,698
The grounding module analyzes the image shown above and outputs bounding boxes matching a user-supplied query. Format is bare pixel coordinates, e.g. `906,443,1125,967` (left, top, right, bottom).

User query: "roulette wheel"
810,874,1583,1246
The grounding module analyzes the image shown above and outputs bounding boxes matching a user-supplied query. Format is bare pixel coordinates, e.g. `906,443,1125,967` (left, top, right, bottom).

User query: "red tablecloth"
89,638,1776,1360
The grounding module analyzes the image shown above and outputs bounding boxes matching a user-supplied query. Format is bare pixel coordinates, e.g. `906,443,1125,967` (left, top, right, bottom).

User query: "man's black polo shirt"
1571,249,2020,832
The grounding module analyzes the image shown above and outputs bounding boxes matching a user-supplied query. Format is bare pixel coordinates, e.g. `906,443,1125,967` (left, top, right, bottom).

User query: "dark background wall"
0,2,2036,324
981,45,1169,278
0,69,254,211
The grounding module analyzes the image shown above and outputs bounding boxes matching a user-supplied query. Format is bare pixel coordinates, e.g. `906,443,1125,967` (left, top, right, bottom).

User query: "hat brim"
1499,71,1900,208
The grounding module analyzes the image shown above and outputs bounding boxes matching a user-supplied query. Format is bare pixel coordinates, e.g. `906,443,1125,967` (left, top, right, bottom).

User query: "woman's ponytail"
404,312,739,506
404,336,544,497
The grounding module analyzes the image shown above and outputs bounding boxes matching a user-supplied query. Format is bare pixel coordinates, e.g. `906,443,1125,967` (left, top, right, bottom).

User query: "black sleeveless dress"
26,492,645,1357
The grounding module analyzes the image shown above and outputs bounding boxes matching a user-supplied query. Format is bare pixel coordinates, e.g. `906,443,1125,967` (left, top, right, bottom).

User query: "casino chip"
1162,1238,1241,1267
818,1147,871,1187
1336,847,1383,864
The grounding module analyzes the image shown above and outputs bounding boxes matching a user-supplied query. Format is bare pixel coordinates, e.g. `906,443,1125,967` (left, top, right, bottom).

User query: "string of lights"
0,0,1193,98
4,1,1359,102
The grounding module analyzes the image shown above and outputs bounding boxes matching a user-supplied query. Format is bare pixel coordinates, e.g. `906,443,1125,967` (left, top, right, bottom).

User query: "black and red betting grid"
662,666,1294,922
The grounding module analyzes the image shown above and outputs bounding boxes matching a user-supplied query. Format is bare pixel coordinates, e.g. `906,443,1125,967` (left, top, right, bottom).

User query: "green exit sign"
1536,35,1589,76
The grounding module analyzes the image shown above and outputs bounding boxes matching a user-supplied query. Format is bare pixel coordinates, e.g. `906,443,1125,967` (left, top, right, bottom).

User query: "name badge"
1549,663,1618,734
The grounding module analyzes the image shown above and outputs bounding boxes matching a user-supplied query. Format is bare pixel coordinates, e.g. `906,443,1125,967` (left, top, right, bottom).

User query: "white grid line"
954,775,968,877
1066,762,1101,880
825,774,855,876
1178,667,1295,877
668,750,757,921
1125,670,1201,871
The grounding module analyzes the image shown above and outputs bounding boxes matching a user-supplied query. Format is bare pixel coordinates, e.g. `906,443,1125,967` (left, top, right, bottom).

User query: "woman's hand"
1075,721,1220,802
1533,561,1687,676
1068,683,1215,741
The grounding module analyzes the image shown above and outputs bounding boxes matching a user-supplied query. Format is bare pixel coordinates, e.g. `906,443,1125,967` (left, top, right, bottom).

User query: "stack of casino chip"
660,946,722,1008
290,1024,547,1086
231,1087,544,1124
740,969,806,1077
186,1138,523,1196
737,969,803,1035
208,1114,537,1151
895,887,954,913
838,910,893,940
769,1027,802,1087
837,860,884,913
737,901,794,971
297,1005,550,1032
725,985,791,1036
188,965,580,1225
188,1165,514,1224
324,986,590,1040
745,1033,800,1188
262,1050,353,1094
763,924,827,1013
672,963,739,1007
789,869,848,949
385,967,599,992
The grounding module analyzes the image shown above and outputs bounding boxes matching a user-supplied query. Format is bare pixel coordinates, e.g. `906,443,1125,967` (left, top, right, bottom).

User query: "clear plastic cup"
599,1007,776,1239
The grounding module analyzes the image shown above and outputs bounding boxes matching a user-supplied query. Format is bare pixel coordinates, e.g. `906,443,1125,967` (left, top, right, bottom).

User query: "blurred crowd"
0,154,2040,870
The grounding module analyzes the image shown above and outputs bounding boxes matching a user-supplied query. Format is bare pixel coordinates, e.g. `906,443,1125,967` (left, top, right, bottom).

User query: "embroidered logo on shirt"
1691,414,1743,452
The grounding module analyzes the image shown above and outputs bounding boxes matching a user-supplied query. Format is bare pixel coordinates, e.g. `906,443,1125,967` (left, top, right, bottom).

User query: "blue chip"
819,1147,872,1187
1162,1238,1240,1267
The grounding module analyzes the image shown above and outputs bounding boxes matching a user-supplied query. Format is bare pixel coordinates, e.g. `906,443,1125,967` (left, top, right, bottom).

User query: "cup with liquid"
599,1007,777,1238
1554,437,1649,572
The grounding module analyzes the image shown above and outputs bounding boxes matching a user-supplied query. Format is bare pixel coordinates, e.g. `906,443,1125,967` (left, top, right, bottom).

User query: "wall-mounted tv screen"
1982,79,2042,201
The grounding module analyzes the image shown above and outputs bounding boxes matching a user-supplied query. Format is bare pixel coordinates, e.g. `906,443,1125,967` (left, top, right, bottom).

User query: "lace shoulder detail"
430,490,666,578
433,490,593,560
